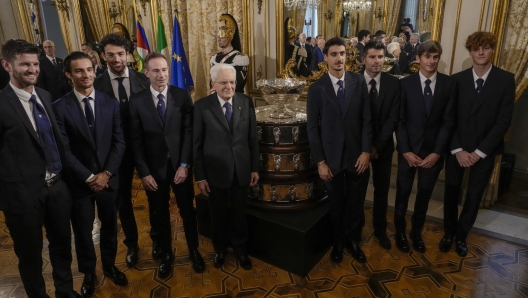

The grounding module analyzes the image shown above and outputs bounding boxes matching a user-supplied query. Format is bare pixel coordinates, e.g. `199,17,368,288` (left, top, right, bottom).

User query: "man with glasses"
37,40,71,101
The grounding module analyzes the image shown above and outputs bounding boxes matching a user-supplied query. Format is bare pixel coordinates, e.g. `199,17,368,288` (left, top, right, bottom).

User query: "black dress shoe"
55,290,82,298
103,265,128,286
237,254,252,270
152,241,162,259
213,252,227,268
395,231,410,253
126,245,139,267
410,231,426,253
158,253,174,278
438,235,454,253
375,232,392,250
345,241,366,263
455,239,468,257
80,273,96,298
330,244,344,263
189,249,205,273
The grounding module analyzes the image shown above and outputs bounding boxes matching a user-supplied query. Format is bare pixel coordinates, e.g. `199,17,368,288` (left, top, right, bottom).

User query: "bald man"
36,40,71,101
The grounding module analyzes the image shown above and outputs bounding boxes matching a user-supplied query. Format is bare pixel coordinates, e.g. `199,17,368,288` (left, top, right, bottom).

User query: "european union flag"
170,9,194,90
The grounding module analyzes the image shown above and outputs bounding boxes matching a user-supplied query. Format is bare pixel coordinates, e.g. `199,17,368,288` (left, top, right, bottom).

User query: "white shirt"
108,67,131,102
150,84,168,109
328,72,345,96
364,72,381,94
10,82,56,180
217,94,233,115
418,71,437,95
450,66,493,159
73,88,96,121
46,55,56,64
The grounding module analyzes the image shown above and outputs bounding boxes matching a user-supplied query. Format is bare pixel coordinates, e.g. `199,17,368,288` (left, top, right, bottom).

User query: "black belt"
45,174,61,187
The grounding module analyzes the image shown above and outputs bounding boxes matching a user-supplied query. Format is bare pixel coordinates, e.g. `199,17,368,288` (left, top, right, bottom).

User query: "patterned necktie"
424,78,433,116
224,102,232,124
157,93,166,123
336,80,344,109
115,77,128,102
369,79,379,124
83,97,95,138
52,58,57,66
29,95,62,174
476,78,484,95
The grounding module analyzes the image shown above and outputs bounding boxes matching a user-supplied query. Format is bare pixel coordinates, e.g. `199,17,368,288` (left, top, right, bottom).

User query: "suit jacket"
0,61,9,90
396,72,456,155
307,71,372,173
403,42,420,59
94,68,150,142
311,47,325,71
450,66,515,156
295,42,313,67
356,42,365,55
53,90,125,195
398,51,409,74
193,93,259,188
0,85,70,214
130,85,193,180
360,71,401,158
36,57,72,101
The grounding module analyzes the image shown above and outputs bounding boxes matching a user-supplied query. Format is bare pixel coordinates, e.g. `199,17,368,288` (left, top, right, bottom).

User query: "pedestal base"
196,194,332,277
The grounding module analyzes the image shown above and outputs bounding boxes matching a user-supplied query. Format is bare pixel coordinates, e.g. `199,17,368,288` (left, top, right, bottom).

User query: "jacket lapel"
145,90,164,128
231,94,242,131
429,73,445,117
66,92,96,149
164,87,175,129
94,91,106,146
410,74,427,118
322,74,342,118
100,71,115,99
208,94,231,132
5,86,41,145
342,71,356,120
377,74,388,117
470,66,496,117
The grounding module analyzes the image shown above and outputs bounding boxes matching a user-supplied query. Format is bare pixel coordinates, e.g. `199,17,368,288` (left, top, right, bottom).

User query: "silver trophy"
256,78,306,119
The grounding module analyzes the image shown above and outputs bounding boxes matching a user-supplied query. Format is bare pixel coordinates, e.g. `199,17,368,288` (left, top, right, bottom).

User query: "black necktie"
83,97,95,138
157,93,165,123
336,80,344,110
52,58,57,66
29,95,62,174
424,79,433,116
115,77,128,102
476,78,484,95
369,79,379,123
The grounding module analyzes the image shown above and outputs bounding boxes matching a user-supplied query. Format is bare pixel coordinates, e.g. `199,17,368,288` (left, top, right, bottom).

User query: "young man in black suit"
129,52,205,278
37,40,72,101
54,51,127,297
94,33,150,267
356,29,371,54
441,32,515,257
360,40,401,250
307,37,372,264
194,63,259,270
395,40,456,254
0,39,80,298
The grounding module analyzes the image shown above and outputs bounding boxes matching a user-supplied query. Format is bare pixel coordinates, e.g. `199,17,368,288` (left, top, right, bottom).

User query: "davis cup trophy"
251,78,326,211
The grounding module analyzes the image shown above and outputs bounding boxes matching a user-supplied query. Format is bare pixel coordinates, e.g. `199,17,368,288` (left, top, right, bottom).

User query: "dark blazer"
129,85,193,180
36,57,71,101
398,51,409,74
356,42,365,55
0,85,69,214
295,42,313,67
403,42,419,59
311,47,325,71
450,66,515,156
307,71,372,173
193,93,259,188
53,90,125,193
0,61,9,90
94,68,150,141
396,72,457,155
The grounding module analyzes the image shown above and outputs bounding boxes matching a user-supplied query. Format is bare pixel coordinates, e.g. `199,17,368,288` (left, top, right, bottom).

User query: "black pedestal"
196,194,332,277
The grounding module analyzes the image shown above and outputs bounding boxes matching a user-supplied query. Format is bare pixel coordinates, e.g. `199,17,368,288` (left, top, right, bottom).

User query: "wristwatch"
181,163,190,169
105,170,113,177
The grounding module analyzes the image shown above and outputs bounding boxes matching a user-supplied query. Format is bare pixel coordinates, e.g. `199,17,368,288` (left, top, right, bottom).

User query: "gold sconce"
138,0,150,16
325,10,333,20
51,0,70,22
374,7,385,22
109,2,121,23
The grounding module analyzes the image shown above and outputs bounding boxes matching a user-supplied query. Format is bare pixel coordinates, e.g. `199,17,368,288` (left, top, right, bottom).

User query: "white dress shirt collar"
217,94,233,114
108,67,129,79
328,72,346,95
150,84,168,99
472,65,492,86
73,88,96,103
9,82,37,102
364,72,381,92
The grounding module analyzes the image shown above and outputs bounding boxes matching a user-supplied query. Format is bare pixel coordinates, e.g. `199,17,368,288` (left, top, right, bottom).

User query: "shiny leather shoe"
126,245,139,267
375,232,392,250
152,241,162,259
237,254,252,270
55,290,82,298
80,273,96,298
345,241,366,263
213,252,227,268
189,249,205,273
103,265,128,286
330,244,344,263
395,231,410,253
455,239,468,257
438,235,454,253
410,231,426,253
158,253,174,279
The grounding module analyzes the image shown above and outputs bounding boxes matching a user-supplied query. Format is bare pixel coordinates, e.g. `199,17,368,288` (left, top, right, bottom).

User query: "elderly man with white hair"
386,42,402,75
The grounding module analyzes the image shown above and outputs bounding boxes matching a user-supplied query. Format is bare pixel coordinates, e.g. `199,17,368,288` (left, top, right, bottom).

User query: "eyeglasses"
215,80,237,86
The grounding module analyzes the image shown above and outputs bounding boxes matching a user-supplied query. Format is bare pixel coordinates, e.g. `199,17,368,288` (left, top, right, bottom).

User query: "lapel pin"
239,107,241,110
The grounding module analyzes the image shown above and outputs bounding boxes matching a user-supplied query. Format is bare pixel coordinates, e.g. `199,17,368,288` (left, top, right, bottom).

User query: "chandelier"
284,0,321,10
343,1,372,13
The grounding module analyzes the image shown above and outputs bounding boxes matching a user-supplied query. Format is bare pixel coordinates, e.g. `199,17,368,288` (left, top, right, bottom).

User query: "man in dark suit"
130,52,205,278
36,40,71,101
311,38,326,71
194,63,259,270
307,37,372,264
360,40,401,250
356,29,371,54
0,39,80,298
395,40,456,254
94,33,150,267
441,32,515,257
54,51,127,297
403,33,421,62
295,33,313,69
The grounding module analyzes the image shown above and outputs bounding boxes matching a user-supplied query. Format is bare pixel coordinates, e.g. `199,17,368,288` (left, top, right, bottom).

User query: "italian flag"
135,15,150,73
156,13,169,63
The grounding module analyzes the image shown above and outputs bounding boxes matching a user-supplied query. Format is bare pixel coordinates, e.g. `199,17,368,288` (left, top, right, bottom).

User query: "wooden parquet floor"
1,177,528,298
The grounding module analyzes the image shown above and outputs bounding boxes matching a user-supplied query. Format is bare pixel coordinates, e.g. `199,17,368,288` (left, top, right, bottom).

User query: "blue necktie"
424,79,433,116
336,80,344,109
224,102,232,124
476,78,484,95
29,95,62,174
83,97,95,138
157,93,165,123
115,77,128,102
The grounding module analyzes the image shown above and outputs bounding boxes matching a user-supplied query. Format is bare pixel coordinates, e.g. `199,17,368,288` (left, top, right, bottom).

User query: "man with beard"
210,14,249,93
94,33,150,268
0,39,80,298
54,51,127,297
307,37,372,264
37,40,72,101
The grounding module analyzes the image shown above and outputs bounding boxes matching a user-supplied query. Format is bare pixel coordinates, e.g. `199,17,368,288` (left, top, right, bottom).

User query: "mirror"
276,0,446,81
